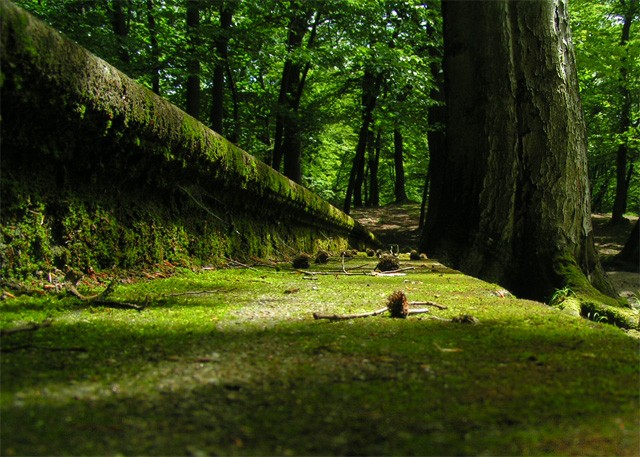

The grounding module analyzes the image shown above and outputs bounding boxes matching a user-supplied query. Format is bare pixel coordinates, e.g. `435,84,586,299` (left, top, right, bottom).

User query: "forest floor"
352,202,639,301
1,204,639,456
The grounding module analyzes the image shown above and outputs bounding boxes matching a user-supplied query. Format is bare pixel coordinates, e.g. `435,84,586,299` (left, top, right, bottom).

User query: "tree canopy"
13,0,637,217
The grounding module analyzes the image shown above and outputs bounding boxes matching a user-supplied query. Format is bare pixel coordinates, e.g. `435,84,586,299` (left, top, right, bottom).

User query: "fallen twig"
373,267,415,275
409,301,448,310
313,307,388,321
0,318,52,337
225,257,259,271
313,291,447,321
66,277,144,311
407,308,432,315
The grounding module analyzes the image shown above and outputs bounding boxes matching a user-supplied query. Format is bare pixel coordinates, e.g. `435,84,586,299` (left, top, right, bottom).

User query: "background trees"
570,0,640,220
11,0,639,218
14,0,437,208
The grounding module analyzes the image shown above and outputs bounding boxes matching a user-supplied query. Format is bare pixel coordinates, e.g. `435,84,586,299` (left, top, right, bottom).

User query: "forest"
10,0,639,213
1,1,639,456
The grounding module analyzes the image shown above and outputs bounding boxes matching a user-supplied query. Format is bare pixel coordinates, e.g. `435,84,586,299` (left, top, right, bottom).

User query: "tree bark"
146,0,160,95
271,2,317,182
393,128,408,203
344,68,382,214
422,22,446,235
615,219,639,267
610,0,637,224
186,0,201,119
210,3,233,134
110,0,130,65
422,0,617,303
367,129,382,207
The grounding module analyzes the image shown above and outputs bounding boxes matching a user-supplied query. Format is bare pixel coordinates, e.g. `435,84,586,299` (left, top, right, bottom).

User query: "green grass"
1,255,638,456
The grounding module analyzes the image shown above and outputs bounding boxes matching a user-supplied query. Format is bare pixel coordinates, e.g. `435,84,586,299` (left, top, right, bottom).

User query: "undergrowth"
1,254,638,456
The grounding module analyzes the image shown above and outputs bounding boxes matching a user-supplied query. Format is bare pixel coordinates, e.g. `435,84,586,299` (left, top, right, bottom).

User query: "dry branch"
408,301,448,310
313,307,388,321
312,291,447,322
66,278,144,311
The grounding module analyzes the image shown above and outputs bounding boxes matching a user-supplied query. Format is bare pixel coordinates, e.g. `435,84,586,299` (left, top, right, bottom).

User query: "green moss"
0,1,376,280
1,264,638,456
552,253,622,307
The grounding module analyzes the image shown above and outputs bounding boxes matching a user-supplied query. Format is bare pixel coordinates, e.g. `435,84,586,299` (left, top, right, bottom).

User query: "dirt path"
351,203,423,252
352,204,639,298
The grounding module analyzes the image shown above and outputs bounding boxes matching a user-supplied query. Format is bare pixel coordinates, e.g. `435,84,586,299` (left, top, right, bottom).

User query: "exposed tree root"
65,272,144,311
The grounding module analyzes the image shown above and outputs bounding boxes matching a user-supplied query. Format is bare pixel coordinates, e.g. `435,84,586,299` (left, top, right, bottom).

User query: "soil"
353,203,639,299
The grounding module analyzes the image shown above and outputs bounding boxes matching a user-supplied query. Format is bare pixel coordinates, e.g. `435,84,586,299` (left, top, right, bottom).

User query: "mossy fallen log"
0,1,378,278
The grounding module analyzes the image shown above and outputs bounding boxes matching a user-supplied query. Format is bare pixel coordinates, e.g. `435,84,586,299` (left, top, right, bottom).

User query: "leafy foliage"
570,0,640,213
14,0,440,207
11,0,636,212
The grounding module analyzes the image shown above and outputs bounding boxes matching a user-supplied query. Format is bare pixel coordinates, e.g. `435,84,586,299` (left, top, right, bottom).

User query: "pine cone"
387,290,409,318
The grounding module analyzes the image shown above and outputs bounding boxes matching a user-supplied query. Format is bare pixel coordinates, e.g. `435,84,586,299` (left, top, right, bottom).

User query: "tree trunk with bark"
185,0,201,119
110,0,130,65
615,219,639,267
210,3,233,135
271,3,318,183
421,0,618,304
146,0,160,95
393,128,408,203
611,0,637,224
344,68,382,214
367,129,382,207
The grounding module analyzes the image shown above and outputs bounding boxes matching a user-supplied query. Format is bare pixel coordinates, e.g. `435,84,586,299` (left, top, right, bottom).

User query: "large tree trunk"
421,39,446,231
421,0,617,303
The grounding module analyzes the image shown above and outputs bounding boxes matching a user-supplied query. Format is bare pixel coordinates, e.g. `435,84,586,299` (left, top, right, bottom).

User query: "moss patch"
1,255,638,456
0,2,376,280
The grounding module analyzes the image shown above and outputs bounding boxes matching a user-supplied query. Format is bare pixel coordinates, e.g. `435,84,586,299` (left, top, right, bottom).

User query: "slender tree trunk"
225,62,240,143
272,2,315,179
419,167,430,230
393,128,408,203
146,0,160,95
368,129,382,207
210,4,233,134
611,0,637,224
615,219,639,267
186,0,201,119
110,0,130,65
422,29,446,236
422,0,617,302
344,68,381,214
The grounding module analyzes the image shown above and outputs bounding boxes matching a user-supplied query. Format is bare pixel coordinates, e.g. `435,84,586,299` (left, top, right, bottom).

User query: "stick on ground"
313,307,388,321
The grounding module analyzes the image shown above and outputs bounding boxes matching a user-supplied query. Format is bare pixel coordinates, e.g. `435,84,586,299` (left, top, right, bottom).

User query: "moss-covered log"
0,1,377,278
